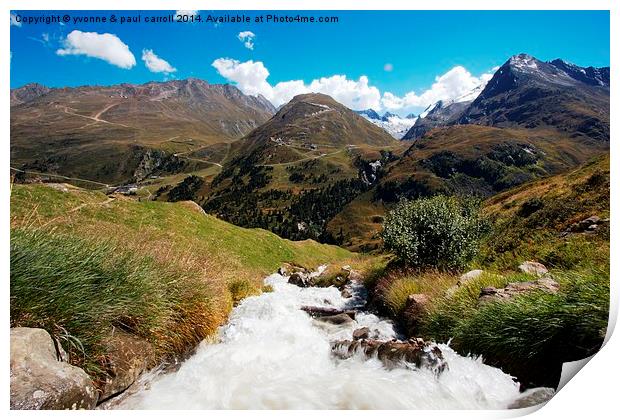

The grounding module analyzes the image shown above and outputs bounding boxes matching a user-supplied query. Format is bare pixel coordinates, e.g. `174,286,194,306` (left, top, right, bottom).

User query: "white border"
2,1,617,419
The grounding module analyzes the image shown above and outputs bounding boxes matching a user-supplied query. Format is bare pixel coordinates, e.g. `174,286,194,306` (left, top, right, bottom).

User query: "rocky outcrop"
332,338,447,374
312,265,356,289
98,331,156,402
561,215,608,237
283,264,316,287
402,294,430,335
479,277,559,304
518,261,549,277
458,269,484,285
278,263,307,277
10,328,98,410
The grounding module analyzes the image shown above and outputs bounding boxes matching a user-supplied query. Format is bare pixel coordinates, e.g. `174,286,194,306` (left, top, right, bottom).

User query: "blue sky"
10,10,610,114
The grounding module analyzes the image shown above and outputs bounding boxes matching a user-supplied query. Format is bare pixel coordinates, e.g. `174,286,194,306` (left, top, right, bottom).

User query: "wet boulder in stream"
315,313,355,325
352,327,370,340
288,272,312,287
301,306,356,320
331,338,447,374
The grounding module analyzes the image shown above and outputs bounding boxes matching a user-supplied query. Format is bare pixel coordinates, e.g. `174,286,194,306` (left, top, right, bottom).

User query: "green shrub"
381,196,487,270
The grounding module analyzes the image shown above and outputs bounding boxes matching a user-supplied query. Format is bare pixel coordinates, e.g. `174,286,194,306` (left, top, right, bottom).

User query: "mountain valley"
10,53,610,250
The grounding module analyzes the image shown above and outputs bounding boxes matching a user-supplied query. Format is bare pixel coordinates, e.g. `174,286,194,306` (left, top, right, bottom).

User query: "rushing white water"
118,270,525,409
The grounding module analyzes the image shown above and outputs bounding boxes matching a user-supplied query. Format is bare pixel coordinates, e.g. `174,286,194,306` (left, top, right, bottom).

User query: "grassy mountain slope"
365,154,609,387
328,125,608,249
479,153,609,270
10,183,352,382
199,93,403,242
10,79,274,185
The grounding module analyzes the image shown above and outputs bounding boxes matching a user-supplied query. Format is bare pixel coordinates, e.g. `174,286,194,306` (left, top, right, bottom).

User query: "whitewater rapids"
117,271,524,409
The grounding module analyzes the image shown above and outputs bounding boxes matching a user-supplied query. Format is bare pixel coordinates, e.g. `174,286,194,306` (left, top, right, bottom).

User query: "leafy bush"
381,196,487,270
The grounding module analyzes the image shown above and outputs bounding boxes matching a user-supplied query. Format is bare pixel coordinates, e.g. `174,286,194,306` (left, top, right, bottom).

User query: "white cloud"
381,66,494,113
212,58,272,97
57,30,136,69
10,13,22,27
237,31,256,50
212,58,382,110
142,49,177,74
307,75,381,110
175,10,199,17
212,57,494,114
383,63,393,72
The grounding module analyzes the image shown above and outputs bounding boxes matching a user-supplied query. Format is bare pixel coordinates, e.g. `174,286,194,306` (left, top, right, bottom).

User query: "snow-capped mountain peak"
355,109,418,139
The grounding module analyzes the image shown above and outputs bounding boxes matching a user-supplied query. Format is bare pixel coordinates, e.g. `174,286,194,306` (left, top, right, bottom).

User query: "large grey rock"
352,327,370,340
10,327,98,410
479,277,559,304
458,269,484,286
518,261,549,277
278,263,307,277
508,387,555,409
288,272,312,287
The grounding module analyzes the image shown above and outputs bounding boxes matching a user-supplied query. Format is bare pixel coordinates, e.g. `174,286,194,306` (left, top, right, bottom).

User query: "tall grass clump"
10,228,219,378
227,278,260,306
422,269,609,387
381,196,488,270
373,270,457,317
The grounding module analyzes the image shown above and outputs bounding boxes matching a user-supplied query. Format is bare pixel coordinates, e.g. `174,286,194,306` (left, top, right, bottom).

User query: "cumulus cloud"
212,58,382,110
10,13,22,27
213,58,272,97
142,49,177,74
213,57,494,114
57,30,136,69
307,75,381,110
381,66,494,112
237,31,256,50
383,63,393,72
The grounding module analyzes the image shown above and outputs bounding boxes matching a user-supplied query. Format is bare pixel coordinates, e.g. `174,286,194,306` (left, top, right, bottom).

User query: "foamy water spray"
118,271,523,409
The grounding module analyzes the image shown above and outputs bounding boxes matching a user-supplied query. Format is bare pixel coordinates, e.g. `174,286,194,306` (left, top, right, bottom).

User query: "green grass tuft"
421,268,609,387
227,278,260,306
10,228,218,380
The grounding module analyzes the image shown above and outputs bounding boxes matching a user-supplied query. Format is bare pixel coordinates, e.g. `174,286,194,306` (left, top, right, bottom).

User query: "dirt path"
68,197,115,213
258,146,358,168
57,104,132,129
